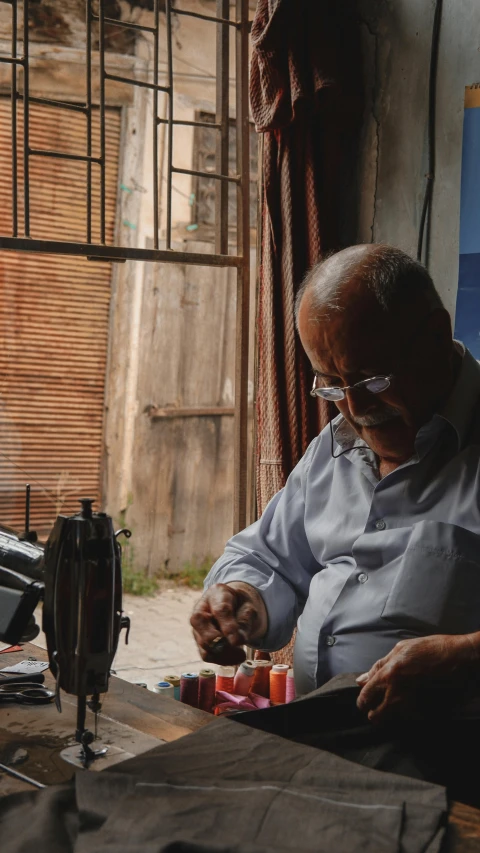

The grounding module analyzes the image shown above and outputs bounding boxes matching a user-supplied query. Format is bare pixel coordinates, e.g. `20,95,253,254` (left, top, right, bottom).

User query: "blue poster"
455,86,480,358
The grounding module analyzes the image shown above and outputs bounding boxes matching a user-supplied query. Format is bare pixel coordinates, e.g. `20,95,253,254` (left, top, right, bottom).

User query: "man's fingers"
190,584,251,662
356,673,386,714
191,627,246,665
367,693,390,724
190,602,223,648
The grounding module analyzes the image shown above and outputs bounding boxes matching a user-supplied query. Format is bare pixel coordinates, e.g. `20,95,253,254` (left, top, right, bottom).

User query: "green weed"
166,557,214,590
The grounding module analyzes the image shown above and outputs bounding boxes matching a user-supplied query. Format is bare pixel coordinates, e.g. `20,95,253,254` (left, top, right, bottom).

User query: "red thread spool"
233,660,255,696
286,668,296,703
215,665,235,695
180,672,199,707
251,661,272,698
270,664,288,705
198,668,216,713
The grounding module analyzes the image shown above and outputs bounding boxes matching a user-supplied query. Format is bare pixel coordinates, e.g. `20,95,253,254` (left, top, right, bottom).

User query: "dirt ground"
21,582,205,691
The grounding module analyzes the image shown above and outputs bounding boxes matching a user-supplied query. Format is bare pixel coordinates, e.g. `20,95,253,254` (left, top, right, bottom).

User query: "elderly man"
191,244,480,724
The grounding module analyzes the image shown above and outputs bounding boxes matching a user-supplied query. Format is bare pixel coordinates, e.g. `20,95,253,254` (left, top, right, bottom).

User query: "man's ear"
424,308,453,354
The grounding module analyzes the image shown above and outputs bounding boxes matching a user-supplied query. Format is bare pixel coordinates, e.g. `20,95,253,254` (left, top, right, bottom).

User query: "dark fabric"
234,673,480,809
0,686,447,853
250,0,363,513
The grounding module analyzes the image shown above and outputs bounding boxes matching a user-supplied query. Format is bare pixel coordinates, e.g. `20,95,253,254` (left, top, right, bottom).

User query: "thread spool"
285,668,296,703
164,674,181,700
234,660,255,696
251,660,272,698
180,672,199,707
270,664,288,705
198,668,216,713
153,681,174,697
216,665,235,695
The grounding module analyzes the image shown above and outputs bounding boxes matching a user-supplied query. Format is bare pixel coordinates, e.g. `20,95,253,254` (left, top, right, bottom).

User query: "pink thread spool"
285,668,296,703
180,672,199,707
234,660,255,696
198,668,216,713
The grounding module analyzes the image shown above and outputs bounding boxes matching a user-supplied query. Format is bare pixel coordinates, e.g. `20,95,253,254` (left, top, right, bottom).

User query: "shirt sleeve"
204,440,321,650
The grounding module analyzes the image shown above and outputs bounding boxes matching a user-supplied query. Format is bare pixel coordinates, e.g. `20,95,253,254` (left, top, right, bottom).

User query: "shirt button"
325,635,336,647
375,519,386,531
357,573,368,584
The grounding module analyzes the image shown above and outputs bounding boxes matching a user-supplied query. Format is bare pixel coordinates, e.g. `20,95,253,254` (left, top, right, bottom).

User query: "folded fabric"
215,690,271,715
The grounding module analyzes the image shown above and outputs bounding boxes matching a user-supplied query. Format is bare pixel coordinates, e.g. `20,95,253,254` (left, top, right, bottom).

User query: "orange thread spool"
251,661,272,698
215,665,235,695
270,664,288,705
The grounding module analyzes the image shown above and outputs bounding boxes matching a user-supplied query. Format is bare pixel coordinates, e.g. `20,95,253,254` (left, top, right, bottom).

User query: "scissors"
0,682,55,704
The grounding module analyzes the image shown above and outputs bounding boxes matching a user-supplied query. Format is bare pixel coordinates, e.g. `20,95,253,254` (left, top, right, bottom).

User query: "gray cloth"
0,709,446,853
205,344,480,694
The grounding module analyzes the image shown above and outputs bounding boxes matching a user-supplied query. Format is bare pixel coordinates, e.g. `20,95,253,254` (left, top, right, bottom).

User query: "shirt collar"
332,343,480,455
437,343,480,449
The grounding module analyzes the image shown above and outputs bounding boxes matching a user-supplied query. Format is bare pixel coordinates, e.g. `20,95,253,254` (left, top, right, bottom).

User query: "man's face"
297,284,452,462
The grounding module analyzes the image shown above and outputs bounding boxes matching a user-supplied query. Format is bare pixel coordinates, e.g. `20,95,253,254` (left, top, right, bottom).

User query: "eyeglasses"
310,374,393,401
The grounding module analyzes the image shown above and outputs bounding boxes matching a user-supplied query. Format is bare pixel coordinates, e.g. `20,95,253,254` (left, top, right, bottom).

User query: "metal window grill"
0,0,252,533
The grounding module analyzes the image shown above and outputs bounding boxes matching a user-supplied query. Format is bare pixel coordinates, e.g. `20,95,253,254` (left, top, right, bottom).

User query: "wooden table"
1,644,480,851
0,643,209,795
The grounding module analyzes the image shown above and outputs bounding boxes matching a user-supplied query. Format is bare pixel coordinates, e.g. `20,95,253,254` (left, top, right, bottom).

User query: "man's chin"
361,419,413,458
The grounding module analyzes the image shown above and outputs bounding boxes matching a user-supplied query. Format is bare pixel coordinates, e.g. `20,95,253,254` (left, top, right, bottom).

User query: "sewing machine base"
60,742,135,771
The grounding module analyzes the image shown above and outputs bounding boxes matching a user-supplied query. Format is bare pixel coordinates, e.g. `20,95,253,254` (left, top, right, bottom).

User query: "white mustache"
352,406,401,427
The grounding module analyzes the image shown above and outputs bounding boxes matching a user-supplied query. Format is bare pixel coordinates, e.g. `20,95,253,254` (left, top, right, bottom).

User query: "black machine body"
43,498,130,698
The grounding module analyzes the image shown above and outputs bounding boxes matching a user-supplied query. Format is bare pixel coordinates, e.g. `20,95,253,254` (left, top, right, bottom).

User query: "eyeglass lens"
314,376,390,401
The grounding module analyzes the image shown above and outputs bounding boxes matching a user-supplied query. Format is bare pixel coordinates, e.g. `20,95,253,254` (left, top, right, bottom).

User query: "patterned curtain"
250,0,363,663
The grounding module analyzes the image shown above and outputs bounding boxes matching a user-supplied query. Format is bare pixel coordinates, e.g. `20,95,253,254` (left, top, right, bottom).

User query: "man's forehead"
304,314,398,375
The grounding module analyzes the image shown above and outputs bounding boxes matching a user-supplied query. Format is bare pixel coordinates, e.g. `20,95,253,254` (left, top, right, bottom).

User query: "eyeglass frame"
310,373,394,401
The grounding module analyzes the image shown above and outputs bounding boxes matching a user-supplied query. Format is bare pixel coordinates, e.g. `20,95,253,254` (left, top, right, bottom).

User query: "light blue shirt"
206,346,480,694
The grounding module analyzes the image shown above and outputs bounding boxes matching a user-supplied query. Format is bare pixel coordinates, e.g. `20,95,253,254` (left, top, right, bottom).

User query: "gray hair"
295,245,444,328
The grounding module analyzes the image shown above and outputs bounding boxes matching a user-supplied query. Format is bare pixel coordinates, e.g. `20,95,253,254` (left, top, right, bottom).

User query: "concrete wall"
356,0,480,320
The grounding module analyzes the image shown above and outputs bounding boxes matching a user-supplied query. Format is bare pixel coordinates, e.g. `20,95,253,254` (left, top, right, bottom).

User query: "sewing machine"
0,492,131,767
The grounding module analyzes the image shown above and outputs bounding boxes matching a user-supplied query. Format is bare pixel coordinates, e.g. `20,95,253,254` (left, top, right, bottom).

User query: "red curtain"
251,0,363,514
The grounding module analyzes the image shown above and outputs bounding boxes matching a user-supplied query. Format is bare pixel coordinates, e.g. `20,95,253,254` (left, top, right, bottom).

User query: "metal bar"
233,0,250,534
91,14,155,34
0,237,242,267
172,165,239,183
24,483,30,534
99,0,106,244
23,0,30,237
149,406,235,419
28,148,101,163
157,117,222,130
215,0,229,255
18,94,88,113
174,8,238,27
0,56,23,64
86,0,92,243
0,763,46,790
11,0,17,236
165,0,174,250
153,0,159,249
104,72,169,92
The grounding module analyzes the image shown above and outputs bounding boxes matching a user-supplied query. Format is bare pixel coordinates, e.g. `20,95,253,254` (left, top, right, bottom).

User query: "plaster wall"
357,0,480,321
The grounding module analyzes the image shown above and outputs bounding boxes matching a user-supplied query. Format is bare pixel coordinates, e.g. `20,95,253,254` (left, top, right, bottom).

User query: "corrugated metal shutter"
0,99,121,537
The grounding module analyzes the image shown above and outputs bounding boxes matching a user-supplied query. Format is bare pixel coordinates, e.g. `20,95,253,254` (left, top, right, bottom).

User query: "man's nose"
345,386,373,418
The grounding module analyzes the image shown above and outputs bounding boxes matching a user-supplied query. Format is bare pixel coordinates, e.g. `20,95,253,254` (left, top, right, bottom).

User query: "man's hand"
190,582,268,665
356,633,480,725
